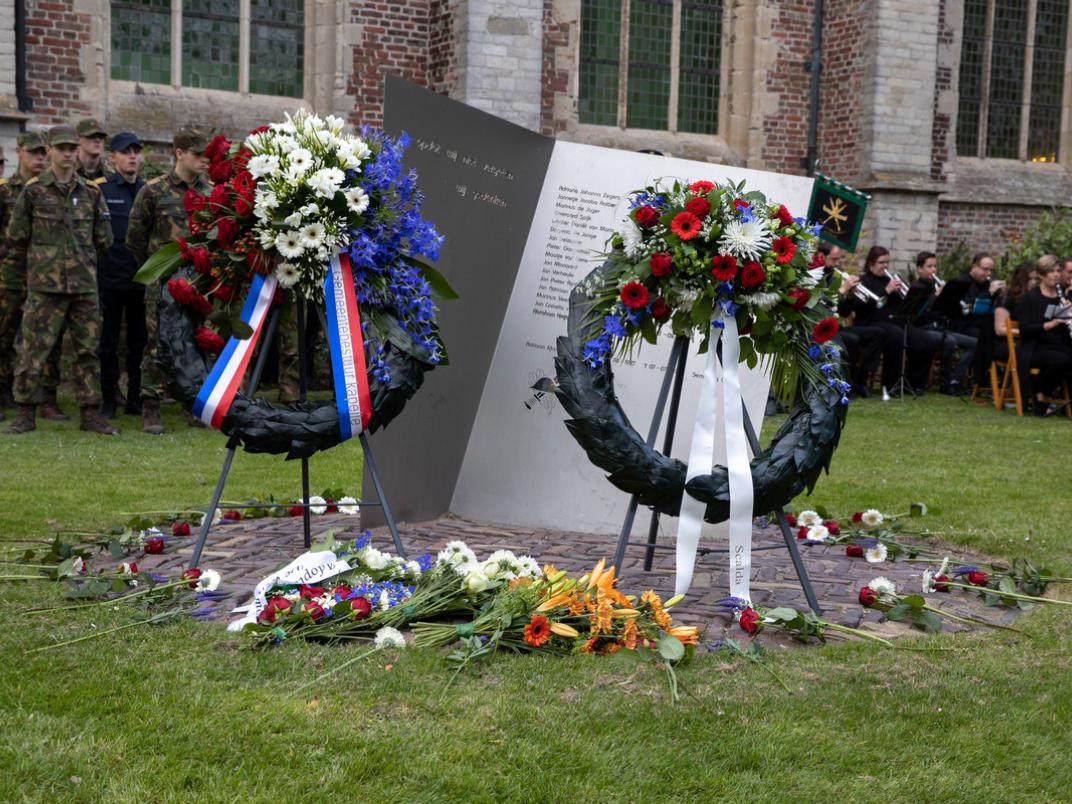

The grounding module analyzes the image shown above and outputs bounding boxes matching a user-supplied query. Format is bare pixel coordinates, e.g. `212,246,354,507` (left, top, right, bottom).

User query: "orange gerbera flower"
590,599,615,634
621,617,638,650
655,608,673,631
640,590,662,608
567,595,587,615
581,636,602,654
523,614,552,647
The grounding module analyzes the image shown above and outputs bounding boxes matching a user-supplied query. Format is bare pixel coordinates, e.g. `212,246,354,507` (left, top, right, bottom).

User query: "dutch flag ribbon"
323,252,372,440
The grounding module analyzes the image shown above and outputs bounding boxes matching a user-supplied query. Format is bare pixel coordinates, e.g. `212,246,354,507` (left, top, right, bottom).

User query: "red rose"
967,570,989,586
124,562,139,574
620,281,649,309
649,252,673,277
859,586,878,607
184,190,206,215
298,584,325,600
786,288,810,310
733,199,749,211
181,567,203,588
772,235,796,265
287,505,304,517
739,317,754,336
216,216,239,249
204,134,232,163
739,607,761,635
194,327,226,354
846,544,864,557
775,204,794,228
212,284,237,304
670,211,702,240
222,510,241,521
144,536,165,554
685,196,711,218
634,205,659,228
785,513,797,527
258,595,292,624
812,316,840,344
302,601,326,621
333,584,353,599
209,183,229,210
650,297,671,321
934,574,951,592
810,251,826,269
171,521,191,536
350,596,373,621
852,512,864,523
796,526,809,540
824,520,840,535
740,262,766,289
233,196,252,218
190,246,212,274
326,500,338,514
689,180,715,194
711,254,739,281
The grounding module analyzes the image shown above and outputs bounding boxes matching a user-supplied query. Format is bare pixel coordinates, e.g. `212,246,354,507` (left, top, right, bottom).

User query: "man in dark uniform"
0,131,63,420
75,118,111,184
98,132,147,419
126,128,210,434
3,126,118,435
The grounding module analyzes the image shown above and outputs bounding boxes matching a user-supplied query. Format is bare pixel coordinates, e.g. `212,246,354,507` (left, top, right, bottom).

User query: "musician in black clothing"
937,252,1006,339
1016,255,1072,415
910,251,977,394
992,261,1037,362
819,242,883,396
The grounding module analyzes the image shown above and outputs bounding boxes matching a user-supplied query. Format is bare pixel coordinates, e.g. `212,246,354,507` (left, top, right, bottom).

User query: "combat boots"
142,399,164,435
81,406,120,435
39,389,71,421
6,405,36,434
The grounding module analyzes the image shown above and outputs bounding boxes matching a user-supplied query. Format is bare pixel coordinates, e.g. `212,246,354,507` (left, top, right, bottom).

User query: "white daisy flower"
275,231,304,259
797,510,821,528
374,626,406,649
299,222,326,249
864,543,888,564
869,576,897,598
516,555,540,578
274,134,298,154
307,495,327,515
307,167,345,200
718,219,773,262
805,525,830,543
337,496,359,516
275,262,300,289
861,509,884,529
286,147,313,175
247,154,279,179
345,187,370,215
197,569,222,591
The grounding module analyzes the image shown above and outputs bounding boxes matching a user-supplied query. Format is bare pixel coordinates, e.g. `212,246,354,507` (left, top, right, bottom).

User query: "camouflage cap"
173,127,207,153
17,130,48,150
49,126,80,147
76,117,108,138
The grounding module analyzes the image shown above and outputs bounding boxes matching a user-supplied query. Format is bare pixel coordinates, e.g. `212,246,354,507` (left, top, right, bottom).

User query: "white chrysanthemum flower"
806,525,830,543
362,547,391,571
374,626,406,649
307,495,328,515
718,219,772,262
275,231,304,259
869,576,897,597
258,190,279,209
747,291,782,311
620,218,644,259
337,496,359,516
287,148,313,175
197,569,222,591
405,560,422,578
861,509,884,529
798,510,821,528
307,167,345,199
299,222,326,249
516,555,540,578
247,154,279,179
436,540,478,571
481,549,520,581
345,187,370,215
864,543,888,564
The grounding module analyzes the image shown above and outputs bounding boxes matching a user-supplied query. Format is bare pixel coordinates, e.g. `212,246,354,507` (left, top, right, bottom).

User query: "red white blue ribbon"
324,253,372,440
193,272,278,429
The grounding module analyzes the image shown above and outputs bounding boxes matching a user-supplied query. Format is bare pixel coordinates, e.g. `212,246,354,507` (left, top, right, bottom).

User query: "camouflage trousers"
140,282,166,401
0,288,60,395
14,291,101,406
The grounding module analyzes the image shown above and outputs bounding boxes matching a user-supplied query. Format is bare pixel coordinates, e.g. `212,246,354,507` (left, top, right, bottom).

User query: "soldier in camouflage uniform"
126,128,210,434
0,131,63,420
3,126,118,435
75,118,112,185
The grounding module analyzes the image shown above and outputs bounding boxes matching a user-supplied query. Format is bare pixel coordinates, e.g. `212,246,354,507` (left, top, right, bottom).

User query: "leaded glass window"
111,0,172,85
250,0,305,98
578,0,723,134
955,0,1070,162
182,0,240,91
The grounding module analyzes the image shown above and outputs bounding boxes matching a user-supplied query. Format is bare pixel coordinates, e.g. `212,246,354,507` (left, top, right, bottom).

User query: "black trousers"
838,325,884,390
98,286,147,399
1031,345,1072,397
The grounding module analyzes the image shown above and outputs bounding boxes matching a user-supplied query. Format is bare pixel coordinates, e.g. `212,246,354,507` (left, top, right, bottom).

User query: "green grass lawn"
1,395,1070,802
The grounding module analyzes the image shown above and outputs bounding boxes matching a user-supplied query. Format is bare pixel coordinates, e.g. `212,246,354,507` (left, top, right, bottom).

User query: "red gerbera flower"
710,254,739,281
775,204,795,228
670,211,702,240
772,235,796,265
740,262,766,289
812,316,839,344
689,179,715,194
685,196,711,218
620,281,649,309
650,297,671,321
523,614,552,647
650,252,673,277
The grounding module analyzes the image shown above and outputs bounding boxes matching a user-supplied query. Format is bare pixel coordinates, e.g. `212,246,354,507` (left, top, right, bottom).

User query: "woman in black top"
1016,255,1072,414
992,261,1037,362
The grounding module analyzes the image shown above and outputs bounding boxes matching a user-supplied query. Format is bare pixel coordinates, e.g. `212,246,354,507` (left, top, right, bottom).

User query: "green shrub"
1003,206,1072,269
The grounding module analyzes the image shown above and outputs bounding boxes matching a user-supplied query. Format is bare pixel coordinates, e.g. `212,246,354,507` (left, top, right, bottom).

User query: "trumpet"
883,270,910,298
836,270,883,305
934,276,945,292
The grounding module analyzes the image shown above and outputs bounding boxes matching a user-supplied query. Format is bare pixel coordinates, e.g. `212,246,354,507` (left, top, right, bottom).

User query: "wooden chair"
991,320,1072,417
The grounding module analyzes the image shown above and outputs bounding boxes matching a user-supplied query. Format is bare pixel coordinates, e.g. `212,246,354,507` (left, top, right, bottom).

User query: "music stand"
888,287,933,400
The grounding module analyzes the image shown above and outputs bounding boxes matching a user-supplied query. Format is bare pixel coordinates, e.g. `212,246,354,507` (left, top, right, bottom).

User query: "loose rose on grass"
144,536,165,554
739,607,761,635
171,521,190,537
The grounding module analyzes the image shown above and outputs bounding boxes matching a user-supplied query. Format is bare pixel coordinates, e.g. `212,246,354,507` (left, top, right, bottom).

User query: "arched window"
579,0,723,134
957,0,1069,162
110,0,305,98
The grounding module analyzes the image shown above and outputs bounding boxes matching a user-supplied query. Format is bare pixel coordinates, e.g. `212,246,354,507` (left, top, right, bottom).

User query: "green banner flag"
807,173,869,252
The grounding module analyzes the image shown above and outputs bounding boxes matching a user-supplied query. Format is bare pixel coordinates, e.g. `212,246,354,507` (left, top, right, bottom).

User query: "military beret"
173,127,208,153
49,126,80,147
17,131,48,150
76,118,108,138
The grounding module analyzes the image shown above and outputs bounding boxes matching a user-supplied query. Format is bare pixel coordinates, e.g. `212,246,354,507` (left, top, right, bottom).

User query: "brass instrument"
883,269,909,298
836,270,883,305
1056,281,1072,336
